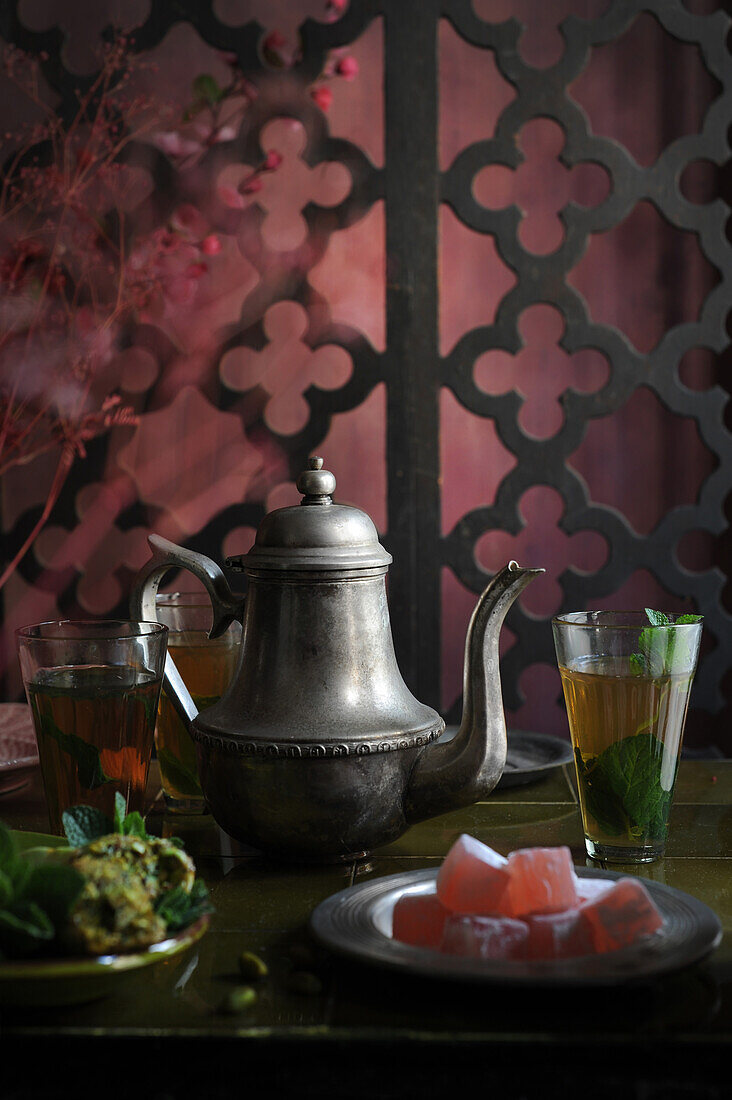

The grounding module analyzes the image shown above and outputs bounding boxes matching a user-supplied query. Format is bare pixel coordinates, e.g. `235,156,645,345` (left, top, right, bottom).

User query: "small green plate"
0,832,210,1007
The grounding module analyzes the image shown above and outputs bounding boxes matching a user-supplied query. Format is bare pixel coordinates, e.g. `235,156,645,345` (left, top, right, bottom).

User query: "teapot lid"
227,457,392,573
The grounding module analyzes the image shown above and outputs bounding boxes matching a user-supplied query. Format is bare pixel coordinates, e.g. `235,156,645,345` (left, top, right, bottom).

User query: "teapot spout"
404,561,543,824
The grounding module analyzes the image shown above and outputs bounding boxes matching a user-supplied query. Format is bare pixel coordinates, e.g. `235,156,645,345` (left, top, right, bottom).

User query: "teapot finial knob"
297,456,336,505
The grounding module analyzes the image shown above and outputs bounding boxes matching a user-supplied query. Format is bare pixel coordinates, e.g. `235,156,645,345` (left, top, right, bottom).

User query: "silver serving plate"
310,866,722,987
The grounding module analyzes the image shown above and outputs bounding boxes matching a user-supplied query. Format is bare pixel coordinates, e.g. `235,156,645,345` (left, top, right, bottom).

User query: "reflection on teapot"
131,457,543,861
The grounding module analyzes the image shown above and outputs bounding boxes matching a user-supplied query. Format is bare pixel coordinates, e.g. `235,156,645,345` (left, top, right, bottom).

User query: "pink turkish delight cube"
581,877,664,953
525,909,594,960
441,913,529,960
575,877,616,904
436,833,510,915
506,846,579,916
392,890,449,949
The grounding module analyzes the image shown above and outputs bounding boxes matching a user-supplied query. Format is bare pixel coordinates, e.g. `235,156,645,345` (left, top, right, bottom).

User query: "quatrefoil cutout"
475,485,608,618
217,118,351,252
473,118,609,255
474,303,608,439
18,0,150,73
220,299,352,435
34,483,150,615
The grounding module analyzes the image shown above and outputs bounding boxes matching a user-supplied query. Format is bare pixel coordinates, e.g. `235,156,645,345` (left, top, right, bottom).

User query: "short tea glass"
154,593,241,813
17,620,168,835
552,611,702,863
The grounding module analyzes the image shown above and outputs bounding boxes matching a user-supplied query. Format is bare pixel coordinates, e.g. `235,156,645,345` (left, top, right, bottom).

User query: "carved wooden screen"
0,1,730,751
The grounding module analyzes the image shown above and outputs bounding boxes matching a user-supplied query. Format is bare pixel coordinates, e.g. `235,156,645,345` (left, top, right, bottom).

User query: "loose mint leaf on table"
38,714,113,790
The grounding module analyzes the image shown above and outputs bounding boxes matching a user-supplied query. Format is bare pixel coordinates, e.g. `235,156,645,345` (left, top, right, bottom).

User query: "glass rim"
552,610,703,629
16,619,168,642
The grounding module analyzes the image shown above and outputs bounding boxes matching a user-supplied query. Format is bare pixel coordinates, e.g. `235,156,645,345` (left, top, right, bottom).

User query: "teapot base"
196,738,425,863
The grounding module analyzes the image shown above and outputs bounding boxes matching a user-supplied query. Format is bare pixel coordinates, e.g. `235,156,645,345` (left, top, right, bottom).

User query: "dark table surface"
2,753,731,1100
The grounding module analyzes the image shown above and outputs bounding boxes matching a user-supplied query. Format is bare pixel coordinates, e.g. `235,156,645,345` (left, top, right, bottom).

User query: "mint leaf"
154,885,191,929
638,622,670,678
576,733,674,841
630,608,701,676
20,863,86,930
121,811,147,839
629,652,645,676
62,805,113,847
113,791,126,834
8,857,32,896
158,748,203,798
38,714,113,790
0,901,55,958
575,750,625,837
0,868,12,907
155,878,213,932
109,793,149,839
0,821,16,871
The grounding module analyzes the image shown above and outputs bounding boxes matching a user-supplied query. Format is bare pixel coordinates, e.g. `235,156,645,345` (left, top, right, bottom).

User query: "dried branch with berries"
0,18,357,590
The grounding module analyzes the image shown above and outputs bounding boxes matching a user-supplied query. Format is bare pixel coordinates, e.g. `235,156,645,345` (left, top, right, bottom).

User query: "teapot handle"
130,534,245,727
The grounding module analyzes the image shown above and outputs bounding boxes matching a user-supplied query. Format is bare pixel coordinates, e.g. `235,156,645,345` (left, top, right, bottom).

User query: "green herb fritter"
65,834,195,955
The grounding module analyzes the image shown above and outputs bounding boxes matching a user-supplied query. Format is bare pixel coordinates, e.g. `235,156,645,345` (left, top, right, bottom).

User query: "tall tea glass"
552,611,702,863
17,620,168,835
154,593,241,813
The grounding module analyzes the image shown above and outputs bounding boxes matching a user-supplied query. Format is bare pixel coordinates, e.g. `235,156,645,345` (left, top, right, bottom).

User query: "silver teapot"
131,457,542,860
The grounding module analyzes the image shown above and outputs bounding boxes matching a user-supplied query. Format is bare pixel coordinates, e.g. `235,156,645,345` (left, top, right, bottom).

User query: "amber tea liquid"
28,664,162,834
559,656,693,860
156,634,239,811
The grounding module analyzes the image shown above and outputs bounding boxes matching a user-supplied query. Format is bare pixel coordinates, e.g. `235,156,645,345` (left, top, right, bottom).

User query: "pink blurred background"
1,0,729,749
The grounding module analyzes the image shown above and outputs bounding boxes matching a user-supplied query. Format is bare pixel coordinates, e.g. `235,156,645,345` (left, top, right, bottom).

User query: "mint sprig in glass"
552,609,703,863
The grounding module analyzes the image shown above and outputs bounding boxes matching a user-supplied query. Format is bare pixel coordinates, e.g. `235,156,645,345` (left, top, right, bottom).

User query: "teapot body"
195,734,432,860
191,569,443,859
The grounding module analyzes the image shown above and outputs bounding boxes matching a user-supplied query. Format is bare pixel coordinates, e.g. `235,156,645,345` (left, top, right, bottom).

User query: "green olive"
220,986,257,1014
238,951,268,980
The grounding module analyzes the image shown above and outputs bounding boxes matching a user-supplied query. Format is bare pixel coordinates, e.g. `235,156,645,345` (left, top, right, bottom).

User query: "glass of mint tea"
17,620,168,834
552,610,702,863
154,592,241,814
